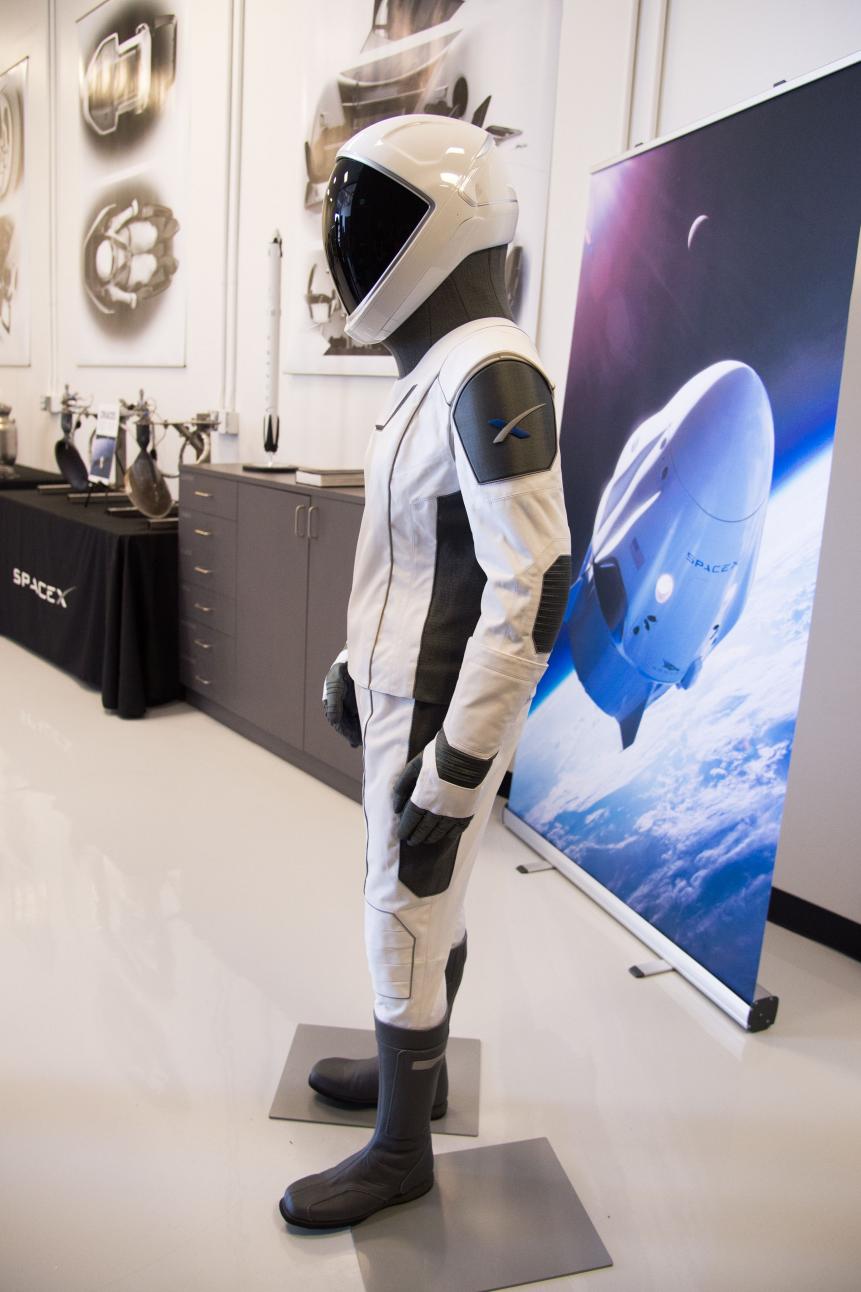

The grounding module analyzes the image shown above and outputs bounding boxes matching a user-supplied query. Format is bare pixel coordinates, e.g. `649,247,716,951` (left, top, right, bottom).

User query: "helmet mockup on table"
322,114,518,346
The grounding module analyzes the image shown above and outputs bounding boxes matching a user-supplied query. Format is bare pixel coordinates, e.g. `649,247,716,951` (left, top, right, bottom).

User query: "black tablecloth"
0,464,65,490
0,490,179,717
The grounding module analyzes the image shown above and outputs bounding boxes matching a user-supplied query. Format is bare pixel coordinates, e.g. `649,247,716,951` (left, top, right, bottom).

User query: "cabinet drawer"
179,508,236,552
179,537,236,596
180,473,238,520
180,582,236,637
180,619,234,697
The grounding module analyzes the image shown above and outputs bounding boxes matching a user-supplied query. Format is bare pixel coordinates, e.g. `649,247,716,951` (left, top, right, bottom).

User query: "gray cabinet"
179,464,364,800
303,495,365,778
235,483,309,747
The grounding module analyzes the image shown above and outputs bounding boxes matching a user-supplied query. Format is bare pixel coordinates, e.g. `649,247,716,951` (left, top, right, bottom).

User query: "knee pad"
364,903,416,1000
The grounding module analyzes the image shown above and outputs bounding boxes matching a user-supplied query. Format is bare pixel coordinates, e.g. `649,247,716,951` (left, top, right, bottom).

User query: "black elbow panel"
453,359,557,483
435,728,495,788
532,554,571,654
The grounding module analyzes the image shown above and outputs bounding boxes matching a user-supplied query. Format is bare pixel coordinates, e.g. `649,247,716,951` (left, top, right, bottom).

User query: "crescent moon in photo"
687,214,709,250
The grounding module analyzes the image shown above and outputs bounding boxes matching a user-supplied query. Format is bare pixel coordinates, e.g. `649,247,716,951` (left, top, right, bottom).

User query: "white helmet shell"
323,114,517,346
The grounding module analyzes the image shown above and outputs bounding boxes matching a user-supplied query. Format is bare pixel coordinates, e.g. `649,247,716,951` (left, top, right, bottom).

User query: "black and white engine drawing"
76,1,186,366
80,6,177,146
286,0,561,375
83,197,179,316
0,59,28,365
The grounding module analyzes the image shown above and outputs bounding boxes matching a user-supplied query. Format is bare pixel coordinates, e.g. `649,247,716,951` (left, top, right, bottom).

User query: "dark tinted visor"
323,157,429,314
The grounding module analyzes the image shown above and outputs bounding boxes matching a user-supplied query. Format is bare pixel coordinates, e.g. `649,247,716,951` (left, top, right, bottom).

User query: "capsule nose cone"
669,362,774,521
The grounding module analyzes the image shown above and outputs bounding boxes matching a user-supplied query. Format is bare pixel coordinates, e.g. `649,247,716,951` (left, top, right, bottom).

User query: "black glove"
323,659,362,748
392,753,473,847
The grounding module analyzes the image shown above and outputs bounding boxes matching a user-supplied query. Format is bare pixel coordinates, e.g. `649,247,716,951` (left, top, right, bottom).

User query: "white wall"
0,1,54,466
658,0,861,136
2,0,859,920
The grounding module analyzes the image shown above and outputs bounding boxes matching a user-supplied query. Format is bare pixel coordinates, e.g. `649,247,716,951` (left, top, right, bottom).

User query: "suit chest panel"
366,381,459,521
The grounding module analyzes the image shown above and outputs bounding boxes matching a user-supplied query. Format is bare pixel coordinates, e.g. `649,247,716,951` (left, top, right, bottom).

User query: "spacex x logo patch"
12,568,76,609
489,402,546,444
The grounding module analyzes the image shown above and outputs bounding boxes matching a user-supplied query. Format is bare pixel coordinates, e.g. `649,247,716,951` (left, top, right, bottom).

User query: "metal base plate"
269,1023,481,1137
352,1137,612,1292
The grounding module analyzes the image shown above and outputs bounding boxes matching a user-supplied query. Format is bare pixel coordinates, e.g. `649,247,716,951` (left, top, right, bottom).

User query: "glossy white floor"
1,637,859,1292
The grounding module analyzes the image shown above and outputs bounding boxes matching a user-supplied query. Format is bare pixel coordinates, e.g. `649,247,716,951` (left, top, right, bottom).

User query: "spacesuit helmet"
322,114,518,346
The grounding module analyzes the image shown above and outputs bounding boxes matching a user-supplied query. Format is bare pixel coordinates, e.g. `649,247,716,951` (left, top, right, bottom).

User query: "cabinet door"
303,496,364,781
235,486,310,747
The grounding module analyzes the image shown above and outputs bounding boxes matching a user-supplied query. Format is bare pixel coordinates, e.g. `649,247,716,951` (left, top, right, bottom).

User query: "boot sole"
279,1177,434,1230
308,1082,447,1121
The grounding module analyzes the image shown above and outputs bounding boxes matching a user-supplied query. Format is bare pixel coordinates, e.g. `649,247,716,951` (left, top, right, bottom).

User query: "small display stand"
352,1138,612,1292
270,1023,481,1137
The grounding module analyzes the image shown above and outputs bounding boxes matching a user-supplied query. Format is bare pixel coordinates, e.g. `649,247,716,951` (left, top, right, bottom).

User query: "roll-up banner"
505,54,861,1031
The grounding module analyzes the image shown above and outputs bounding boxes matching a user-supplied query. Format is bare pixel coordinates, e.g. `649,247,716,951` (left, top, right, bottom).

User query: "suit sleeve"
408,358,572,813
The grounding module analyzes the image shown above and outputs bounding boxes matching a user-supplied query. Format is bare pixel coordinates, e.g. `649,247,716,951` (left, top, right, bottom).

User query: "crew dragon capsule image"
568,360,775,748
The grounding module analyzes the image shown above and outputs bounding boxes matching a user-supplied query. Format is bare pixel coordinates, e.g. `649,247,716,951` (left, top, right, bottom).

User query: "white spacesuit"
281,115,571,1231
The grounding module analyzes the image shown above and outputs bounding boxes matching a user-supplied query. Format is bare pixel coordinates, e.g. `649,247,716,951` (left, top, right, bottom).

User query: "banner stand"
503,806,779,1032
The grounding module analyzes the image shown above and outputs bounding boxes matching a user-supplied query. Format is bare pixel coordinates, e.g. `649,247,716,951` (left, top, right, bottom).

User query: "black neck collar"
384,245,514,378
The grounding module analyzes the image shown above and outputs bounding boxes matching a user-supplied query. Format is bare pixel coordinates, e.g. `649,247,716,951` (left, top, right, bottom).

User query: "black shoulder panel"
453,359,557,484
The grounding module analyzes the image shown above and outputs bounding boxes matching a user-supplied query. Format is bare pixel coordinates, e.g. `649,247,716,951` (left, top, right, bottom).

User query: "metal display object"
171,413,214,468
54,386,91,491
122,392,172,519
0,402,17,465
47,384,216,515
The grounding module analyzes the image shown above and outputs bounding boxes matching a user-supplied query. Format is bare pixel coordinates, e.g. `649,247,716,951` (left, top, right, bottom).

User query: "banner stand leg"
515,859,554,874
629,959,674,978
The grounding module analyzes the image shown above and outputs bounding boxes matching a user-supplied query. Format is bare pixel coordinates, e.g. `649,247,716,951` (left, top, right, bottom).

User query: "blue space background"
508,60,861,1004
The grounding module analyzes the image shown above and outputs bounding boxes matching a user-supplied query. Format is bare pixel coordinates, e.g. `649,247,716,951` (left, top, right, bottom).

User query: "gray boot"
280,1012,448,1228
308,935,466,1119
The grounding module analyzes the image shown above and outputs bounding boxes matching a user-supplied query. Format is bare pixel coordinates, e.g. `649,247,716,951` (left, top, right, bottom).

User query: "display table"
0,464,64,490
0,490,180,718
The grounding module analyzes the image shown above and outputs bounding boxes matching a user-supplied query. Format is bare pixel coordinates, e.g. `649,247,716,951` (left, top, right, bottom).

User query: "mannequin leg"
281,686,527,1227
308,933,466,1116
359,686,525,1031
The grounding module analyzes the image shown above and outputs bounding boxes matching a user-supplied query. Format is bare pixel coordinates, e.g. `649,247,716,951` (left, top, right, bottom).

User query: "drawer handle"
194,489,213,498
194,527,212,537
193,602,213,614
308,504,318,540
294,503,307,537
193,638,212,651
193,565,213,575
194,675,213,687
